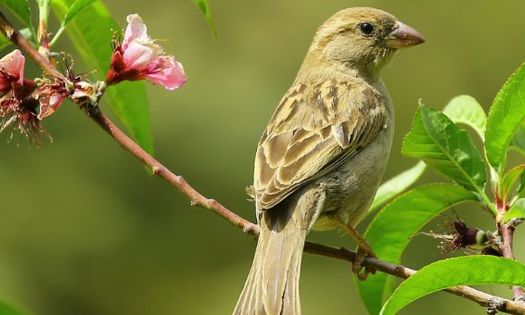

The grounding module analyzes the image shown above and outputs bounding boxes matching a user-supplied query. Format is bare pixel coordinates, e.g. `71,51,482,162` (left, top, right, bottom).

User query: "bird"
233,7,424,315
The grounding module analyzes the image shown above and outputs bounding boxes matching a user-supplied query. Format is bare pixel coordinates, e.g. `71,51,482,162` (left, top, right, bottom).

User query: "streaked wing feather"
254,80,385,210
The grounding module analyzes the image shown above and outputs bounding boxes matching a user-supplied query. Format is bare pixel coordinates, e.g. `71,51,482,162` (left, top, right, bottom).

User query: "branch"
0,12,61,78
1,10,525,315
89,109,260,236
304,243,525,314
499,223,525,300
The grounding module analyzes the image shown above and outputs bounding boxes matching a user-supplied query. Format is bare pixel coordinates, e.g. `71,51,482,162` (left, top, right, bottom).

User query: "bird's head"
306,7,424,76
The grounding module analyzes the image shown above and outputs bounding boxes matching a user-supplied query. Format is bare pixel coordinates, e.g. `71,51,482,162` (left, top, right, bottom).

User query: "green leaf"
519,172,525,197
0,27,30,50
510,122,525,156
0,0,32,29
443,95,486,140
500,164,525,202
0,301,23,315
193,0,216,36
486,61,525,171
51,0,154,154
380,256,525,315
502,198,525,225
402,105,487,196
357,184,477,315
50,0,96,46
369,161,426,214
59,0,95,25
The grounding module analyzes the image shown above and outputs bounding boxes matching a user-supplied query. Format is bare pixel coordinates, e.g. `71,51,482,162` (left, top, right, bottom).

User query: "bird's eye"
358,22,375,36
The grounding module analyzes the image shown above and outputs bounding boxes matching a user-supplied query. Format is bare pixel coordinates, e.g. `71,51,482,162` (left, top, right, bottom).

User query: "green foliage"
486,62,525,171
51,0,154,153
380,256,525,315
50,0,96,46
402,105,487,197
443,95,486,140
502,198,525,225
0,27,30,50
357,184,477,314
369,162,426,214
366,55,525,311
500,164,525,203
57,0,95,26
520,178,525,198
0,302,23,315
193,0,216,36
511,122,525,156
0,0,32,30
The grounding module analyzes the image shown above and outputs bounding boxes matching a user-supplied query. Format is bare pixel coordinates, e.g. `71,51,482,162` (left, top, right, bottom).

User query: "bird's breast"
313,83,394,231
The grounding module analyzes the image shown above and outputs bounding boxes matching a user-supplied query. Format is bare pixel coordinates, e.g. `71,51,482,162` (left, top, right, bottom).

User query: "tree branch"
499,223,525,300
0,12,61,78
1,10,525,315
88,108,260,236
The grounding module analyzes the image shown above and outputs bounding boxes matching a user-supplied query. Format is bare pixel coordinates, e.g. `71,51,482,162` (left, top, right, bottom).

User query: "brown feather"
253,79,386,210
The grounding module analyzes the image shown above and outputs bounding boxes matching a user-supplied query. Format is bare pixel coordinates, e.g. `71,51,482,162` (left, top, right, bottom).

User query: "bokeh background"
1,1,525,314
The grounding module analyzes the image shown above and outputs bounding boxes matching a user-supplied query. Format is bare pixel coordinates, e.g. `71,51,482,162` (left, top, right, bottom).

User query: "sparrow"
234,7,424,315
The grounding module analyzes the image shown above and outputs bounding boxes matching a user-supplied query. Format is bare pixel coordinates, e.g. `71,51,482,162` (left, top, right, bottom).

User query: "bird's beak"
386,21,425,49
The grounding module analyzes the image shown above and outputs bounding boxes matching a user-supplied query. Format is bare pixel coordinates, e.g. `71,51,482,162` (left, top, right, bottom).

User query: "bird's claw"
353,246,377,281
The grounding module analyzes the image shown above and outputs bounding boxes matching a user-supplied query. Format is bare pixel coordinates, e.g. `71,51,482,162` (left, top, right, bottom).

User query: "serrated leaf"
443,95,486,140
402,105,487,195
500,164,525,203
0,27,30,50
380,256,525,315
193,0,216,36
486,61,525,171
51,0,154,153
502,198,525,225
357,184,477,315
369,161,426,214
0,0,32,29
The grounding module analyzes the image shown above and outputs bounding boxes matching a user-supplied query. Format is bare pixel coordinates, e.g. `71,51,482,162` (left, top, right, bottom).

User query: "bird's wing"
253,79,387,210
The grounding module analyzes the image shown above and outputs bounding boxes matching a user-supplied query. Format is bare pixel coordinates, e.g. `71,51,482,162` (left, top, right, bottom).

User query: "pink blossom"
106,14,187,90
0,49,25,93
0,50,62,143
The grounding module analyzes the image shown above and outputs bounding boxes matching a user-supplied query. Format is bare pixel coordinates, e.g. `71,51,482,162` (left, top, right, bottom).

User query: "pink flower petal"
0,49,25,85
37,92,67,120
123,41,158,70
123,14,150,50
144,56,187,90
108,14,187,90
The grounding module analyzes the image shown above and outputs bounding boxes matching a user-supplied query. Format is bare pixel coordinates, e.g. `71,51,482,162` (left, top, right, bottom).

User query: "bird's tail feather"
233,204,307,315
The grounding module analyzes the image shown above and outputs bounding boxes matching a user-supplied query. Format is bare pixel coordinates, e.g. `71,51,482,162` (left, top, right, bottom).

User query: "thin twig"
89,108,260,236
304,243,525,314
1,10,525,315
0,12,61,78
499,223,525,300
497,188,525,300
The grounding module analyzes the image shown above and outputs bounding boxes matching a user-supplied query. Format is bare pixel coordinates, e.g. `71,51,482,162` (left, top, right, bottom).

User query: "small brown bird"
234,7,424,315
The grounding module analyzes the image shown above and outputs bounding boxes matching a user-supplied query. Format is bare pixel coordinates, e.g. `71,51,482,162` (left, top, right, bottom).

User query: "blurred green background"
1,0,525,314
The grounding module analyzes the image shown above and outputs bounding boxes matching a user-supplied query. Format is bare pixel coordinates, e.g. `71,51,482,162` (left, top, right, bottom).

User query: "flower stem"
36,0,50,51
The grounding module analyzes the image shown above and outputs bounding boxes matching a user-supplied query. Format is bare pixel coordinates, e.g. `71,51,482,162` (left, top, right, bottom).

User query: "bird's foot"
334,217,377,280
353,245,377,281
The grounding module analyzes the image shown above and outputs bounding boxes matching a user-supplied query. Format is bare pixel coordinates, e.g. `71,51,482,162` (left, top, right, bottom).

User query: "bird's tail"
233,203,308,315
